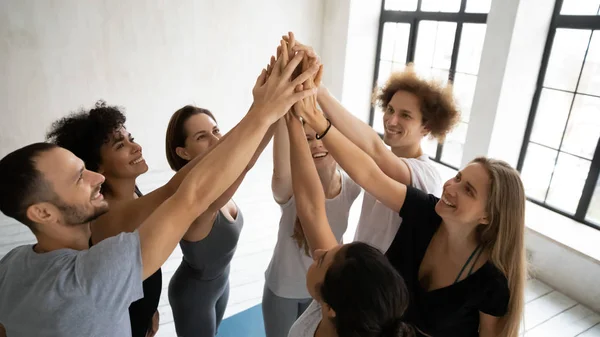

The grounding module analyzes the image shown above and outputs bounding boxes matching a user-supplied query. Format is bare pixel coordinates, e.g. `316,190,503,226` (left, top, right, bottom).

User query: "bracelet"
315,118,332,140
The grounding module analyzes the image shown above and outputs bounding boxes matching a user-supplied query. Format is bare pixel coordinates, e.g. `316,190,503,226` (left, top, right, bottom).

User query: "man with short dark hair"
0,52,318,337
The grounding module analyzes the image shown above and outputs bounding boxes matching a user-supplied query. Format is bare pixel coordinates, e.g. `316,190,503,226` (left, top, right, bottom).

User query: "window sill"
525,201,600,264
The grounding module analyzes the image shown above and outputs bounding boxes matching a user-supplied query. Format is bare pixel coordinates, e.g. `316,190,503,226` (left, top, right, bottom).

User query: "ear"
323,303,337,319
479,214,490,225
26,203,56,227
175,147,191,161
420,123,431,137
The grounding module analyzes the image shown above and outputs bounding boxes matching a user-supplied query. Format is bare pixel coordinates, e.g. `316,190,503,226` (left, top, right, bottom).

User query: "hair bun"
380,319,415,337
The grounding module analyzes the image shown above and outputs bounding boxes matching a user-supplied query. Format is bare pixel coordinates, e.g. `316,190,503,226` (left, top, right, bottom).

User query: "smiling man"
0,49,320,336
316,67,460,253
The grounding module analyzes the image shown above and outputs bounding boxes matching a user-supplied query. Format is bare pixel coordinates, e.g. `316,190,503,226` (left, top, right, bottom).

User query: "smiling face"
97,127,148,180
382,90,430,149
29,147,109,227
304,124,336,171
435,162,491,228
176,113,222,161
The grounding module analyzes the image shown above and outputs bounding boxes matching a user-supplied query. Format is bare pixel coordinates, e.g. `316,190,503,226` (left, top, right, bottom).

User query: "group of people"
0,33,526,337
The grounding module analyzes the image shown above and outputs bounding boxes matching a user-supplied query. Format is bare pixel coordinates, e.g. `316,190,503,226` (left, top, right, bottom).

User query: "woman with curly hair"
45,100,275,337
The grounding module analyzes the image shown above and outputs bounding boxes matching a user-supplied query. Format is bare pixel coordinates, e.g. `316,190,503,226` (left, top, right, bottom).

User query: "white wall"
0,0,324,171
0,0,324,256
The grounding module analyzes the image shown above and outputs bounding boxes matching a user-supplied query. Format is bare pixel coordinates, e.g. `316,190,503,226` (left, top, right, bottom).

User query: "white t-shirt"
265,170,361,299
353,154,441,253
288,300,322,337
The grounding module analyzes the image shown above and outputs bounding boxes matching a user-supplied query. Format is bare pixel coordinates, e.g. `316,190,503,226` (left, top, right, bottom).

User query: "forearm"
247,119,276,170
287,117,337,250
318,87,383,158
271,118,293,203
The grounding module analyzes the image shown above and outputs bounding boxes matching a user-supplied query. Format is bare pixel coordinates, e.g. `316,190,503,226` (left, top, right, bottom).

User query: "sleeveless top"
179,207,244,280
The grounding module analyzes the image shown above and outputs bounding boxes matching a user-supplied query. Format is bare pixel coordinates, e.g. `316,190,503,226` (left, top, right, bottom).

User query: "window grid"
371,0,488,171
517,0,600,230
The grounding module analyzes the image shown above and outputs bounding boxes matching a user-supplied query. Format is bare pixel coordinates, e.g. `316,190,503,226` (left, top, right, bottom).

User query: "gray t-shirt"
0,231,144,337
288,300,321,337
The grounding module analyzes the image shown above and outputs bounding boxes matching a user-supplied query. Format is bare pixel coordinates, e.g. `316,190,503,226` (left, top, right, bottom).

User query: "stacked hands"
250,32,329,132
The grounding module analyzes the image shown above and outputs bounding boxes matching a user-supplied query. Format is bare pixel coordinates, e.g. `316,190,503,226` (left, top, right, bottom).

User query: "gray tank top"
179,207,243,280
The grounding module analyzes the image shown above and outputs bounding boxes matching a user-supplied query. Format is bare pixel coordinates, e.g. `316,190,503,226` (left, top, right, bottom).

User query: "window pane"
453,73,477,123
561,95,600,159
466,0,492,13
578,31,600,96
378,60,393,86
414,21,457,71
456,23,487,75
422,137,438,158
373,105,385,134
560,0,600,15
544,29,591,92
421,0,461,12
385,0,418,11
586,174,600,225
380,23,396,61
441,122,468,167
393,23,411,63
530,89,573,150
521,143,558,201
546,153,591,214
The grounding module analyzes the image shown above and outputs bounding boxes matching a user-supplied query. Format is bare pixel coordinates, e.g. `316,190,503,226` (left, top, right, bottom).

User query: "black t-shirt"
385,186,509,337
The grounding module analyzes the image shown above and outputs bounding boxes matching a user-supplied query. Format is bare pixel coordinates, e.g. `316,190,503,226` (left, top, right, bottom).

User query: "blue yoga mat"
216,304,265,337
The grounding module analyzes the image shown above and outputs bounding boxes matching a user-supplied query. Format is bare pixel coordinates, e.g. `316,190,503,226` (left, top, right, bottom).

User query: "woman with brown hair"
165,105,275,337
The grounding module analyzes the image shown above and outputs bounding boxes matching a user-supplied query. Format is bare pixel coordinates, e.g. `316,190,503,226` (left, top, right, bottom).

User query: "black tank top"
89,186,163,337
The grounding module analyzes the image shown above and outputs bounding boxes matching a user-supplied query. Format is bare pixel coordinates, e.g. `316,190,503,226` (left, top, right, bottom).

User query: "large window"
517,0,600,229
372,0,490,169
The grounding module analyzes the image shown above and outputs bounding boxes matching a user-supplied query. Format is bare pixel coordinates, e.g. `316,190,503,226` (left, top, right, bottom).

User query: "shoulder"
288,301,322,337
0,245,30,264
399,185,440,220
401,155,442,195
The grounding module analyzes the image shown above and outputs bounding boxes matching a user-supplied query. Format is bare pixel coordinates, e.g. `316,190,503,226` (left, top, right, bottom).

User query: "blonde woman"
293,89,526,336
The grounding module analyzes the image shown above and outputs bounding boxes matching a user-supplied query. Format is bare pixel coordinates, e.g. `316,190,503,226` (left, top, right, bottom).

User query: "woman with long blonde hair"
292,80,526,336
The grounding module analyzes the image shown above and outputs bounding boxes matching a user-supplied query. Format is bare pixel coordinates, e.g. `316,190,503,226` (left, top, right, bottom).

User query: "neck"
391,141,423,159
103,176,137,201
34,223,92,253
315,316,338,337
317,165,341,199
439,221,480,254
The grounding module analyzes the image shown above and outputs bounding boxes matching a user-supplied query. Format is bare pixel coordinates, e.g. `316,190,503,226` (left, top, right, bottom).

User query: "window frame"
516,0,600,230
370,0,488,170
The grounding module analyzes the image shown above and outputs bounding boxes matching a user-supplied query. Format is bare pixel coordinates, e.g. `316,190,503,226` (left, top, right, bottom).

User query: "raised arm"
285,32,412,184
287,113,337,251
271,118,293,204
205,121,277,213
137,52,319,279
294,102,407,214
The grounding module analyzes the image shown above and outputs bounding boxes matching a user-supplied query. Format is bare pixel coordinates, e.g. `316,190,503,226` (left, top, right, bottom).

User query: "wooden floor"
1,153,599,337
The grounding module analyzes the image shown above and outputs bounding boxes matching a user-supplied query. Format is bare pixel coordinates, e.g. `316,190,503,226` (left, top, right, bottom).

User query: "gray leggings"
262,284,312,337
168,264,230,337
